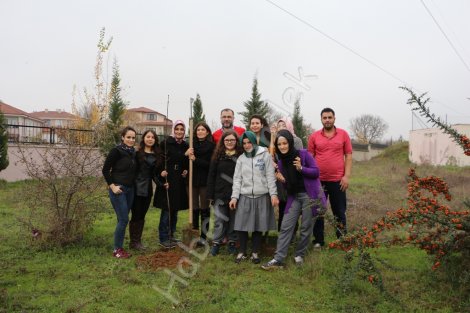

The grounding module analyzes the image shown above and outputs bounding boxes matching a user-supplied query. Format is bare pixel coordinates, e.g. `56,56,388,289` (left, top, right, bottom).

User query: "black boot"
129,220,138,249
130,220,146,250
200,208,211,240
192,208,200,230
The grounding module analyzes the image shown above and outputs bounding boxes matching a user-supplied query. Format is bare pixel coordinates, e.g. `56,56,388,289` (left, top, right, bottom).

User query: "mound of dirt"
135,248,189,271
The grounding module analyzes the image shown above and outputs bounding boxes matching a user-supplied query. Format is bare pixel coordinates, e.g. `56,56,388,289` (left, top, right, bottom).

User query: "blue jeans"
158,209,178,243
313,181,347,245
109,185,134,250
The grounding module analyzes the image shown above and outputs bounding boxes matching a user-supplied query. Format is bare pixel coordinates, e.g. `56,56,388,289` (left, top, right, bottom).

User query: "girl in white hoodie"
229,131,279,264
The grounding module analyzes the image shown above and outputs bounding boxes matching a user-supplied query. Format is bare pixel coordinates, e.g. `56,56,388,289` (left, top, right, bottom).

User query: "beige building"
29,109,79,143
125,107,172,135
29,109,78,128
0,101,45,142
409,124,470,166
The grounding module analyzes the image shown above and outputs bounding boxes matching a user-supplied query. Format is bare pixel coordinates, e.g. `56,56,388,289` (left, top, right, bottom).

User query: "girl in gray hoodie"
229,131,279,264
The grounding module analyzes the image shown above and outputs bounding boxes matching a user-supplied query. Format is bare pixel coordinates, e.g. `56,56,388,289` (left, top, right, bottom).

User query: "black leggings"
238,231,262,254
131,185,152,221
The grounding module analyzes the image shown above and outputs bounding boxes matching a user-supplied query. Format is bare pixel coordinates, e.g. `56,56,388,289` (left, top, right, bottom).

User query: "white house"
0,101,45,142
409,124,470,166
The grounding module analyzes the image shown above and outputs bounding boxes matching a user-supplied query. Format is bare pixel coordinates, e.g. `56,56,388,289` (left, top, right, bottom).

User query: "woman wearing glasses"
207,130,243,256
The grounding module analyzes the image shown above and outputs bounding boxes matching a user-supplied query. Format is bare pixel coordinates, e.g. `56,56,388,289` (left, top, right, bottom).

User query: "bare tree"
16,136,106,246
266,104,284,127
349,114,388,144
15,29,115,246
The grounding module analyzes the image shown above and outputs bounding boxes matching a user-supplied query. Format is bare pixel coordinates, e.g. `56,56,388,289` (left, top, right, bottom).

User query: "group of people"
102,107,352,269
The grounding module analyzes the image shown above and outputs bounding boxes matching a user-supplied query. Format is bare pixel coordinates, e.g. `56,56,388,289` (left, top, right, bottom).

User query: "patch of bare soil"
135,247,189,271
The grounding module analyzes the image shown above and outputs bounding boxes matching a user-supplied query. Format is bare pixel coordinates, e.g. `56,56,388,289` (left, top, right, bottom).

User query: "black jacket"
135,152,160,197
192,140,215,187
206,153,239,202
102,145,136,187
153,137,189,211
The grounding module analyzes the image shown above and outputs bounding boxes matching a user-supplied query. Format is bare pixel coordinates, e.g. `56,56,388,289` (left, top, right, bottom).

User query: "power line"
412,111,431,129
429,0,470,60
420,0,470,72
263,0,408,85
263,0,469,117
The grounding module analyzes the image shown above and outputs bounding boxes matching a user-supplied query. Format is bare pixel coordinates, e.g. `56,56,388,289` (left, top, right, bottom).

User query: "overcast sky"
1,0,469,140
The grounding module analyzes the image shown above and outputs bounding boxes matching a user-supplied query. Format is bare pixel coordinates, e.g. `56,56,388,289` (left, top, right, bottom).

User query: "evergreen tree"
0,109,9,172
102,60,127,154
292,98,308,147
239,77,269,128
192,94,205,124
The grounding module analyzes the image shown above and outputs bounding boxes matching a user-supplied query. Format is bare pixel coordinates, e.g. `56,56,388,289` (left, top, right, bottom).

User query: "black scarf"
275,130,300,194
118,142,135,154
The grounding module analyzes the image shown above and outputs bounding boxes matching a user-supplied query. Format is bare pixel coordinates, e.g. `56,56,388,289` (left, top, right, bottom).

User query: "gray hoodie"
231,146,277,199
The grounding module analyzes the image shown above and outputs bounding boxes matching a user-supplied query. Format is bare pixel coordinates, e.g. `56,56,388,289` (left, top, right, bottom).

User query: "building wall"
352,147,385,161
0,144,103,182
409,125,470,166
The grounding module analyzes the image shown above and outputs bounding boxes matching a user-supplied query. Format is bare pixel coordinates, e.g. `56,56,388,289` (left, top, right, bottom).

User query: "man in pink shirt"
308,107,352,247
212,108,245,145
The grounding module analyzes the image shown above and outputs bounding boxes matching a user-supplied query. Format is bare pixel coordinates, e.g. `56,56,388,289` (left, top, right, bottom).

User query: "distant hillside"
372,141,410,163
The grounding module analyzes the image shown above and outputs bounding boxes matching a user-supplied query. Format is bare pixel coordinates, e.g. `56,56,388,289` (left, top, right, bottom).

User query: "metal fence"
4,124,169,146
5,124,96,145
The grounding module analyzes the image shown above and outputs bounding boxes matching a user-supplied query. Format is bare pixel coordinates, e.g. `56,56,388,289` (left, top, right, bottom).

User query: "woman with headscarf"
153,120,189,248
276,117,303,150
261,130,326,270
273,117,304,233
229,131,279,264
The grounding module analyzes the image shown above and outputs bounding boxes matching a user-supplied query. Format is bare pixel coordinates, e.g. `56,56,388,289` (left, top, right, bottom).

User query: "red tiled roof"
0,101,44,123
0,101,30,115
30,110,77,119
127,107,165,115
135,120,173,126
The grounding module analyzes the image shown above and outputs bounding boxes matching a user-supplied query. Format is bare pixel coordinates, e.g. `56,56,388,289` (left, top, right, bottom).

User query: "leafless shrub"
15,138,107,246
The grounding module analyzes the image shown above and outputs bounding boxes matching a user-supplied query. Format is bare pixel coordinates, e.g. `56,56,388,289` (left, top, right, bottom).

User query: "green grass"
1,144,470,312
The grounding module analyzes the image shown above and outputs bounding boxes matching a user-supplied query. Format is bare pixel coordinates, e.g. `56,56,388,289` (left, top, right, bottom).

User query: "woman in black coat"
130,129,162,250
206,130,243,256
153,120,189,248
186,122,215,245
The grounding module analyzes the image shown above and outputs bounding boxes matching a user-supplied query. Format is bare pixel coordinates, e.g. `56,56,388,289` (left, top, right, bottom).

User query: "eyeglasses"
224,139,236,143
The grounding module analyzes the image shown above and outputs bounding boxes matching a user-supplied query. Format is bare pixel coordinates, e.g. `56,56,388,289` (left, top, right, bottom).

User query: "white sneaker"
313,243,322,249
294,256,304,265
261,259,284,270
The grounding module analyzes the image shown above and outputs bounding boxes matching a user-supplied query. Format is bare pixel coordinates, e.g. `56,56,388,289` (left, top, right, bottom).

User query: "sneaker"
261,259,284,270
113,248,131,259
313,243,322,249
294,256,304,265
250,253,261,264
210,244,220,256
159,240,176,249
227,242,237,255
196,238,207,247
235,253,247,264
